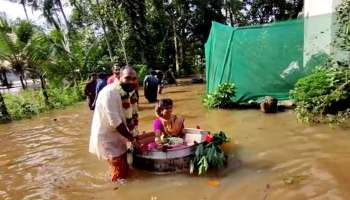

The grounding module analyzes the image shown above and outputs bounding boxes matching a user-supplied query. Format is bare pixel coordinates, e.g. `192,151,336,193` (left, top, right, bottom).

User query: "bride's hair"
155,98,173,117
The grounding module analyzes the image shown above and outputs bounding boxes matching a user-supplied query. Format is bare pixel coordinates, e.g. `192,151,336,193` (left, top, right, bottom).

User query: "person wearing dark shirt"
165,68,177,85
143,70,159,103
92,73,108,109
84,73,98,110
96,73,108,94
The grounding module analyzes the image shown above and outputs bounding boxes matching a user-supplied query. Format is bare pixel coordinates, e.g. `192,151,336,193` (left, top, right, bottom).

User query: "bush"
203,83,236,108
4,90,47,120
134,64,148,85
3,84,85,120
290,67,350,124
48,84,85,108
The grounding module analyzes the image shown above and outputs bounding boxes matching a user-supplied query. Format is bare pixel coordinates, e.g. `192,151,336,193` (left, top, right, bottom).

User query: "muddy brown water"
1,84,350,200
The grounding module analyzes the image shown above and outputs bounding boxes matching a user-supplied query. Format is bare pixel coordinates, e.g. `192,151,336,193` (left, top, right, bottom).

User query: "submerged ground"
1,83,350,200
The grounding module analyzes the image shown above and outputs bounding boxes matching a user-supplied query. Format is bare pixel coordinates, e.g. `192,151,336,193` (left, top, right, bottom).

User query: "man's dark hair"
98,72,108,79
150,70,157,76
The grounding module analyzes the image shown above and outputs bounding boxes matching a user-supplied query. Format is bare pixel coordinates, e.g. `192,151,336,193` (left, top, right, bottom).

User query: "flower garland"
116,84,139,136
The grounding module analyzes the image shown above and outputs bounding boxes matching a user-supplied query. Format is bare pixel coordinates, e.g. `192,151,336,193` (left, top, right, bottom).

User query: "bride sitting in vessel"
153,98,185,143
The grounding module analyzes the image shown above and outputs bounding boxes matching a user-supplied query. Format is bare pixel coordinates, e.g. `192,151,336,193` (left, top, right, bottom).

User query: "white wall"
303,0,342,66
304,0,334,16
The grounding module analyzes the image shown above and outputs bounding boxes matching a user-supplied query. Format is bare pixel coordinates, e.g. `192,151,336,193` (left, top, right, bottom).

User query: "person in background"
89,66,141,182
84,73,97,110
155,70,164,94
107,64,120,85
165,68,177,85
92,73,108,109
143,70,159,103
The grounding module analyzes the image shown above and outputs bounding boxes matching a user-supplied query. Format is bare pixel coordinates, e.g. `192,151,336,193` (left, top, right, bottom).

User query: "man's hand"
131,139,144,153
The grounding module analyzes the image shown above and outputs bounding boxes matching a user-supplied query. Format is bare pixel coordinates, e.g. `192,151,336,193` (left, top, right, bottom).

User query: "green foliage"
335,0,350,51
48,84,85,108
0,92,10,122
0,0,306,121
15,20,34,44
3,85,85,120
290,67,350,124
68,0,304,75
290,0,350,125
203,83,236,108
244,0,303,24
334,0,350,66
190,131,229,175
134,64,148,85
3,90,46,120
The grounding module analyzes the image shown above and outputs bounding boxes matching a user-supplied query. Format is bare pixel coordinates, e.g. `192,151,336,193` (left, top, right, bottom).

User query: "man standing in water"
107,64,120,84
143,70,159,103
89,66,140,182
84,73,97,110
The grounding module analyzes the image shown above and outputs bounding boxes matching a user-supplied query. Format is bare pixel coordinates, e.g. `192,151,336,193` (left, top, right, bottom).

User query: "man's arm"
104,90,140,149
116,123,134,142
117,122,142,152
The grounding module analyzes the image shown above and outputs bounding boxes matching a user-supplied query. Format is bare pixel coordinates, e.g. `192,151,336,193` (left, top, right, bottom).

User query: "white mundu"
89,83,128,160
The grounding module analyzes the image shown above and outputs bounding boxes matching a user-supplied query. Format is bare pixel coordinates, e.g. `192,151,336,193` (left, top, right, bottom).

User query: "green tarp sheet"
205,20,306,103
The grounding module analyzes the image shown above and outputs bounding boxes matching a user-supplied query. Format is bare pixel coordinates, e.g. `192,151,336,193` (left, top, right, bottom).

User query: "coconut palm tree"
0,18,35,89
24,31,58,105
19,0,30,20
0,30,27,89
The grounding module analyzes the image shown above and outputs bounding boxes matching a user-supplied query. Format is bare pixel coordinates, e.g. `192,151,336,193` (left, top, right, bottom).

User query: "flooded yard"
1,84,350,200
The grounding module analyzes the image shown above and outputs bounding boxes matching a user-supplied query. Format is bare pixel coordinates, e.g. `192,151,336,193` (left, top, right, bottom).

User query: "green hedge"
290,67,350,124
3,84,85,120
134,64,148,85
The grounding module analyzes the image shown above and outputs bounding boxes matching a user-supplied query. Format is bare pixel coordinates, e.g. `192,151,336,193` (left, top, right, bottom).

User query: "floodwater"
1,83,350,200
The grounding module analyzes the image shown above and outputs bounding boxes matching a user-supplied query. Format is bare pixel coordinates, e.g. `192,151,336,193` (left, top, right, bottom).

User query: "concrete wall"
303,0,342,66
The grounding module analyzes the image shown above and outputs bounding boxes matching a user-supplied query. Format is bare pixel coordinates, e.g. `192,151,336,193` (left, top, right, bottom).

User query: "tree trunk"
115,25,128,65
173,21,180,75
178,37,183,71
191,43,196,73
52,1,71,55
224,0,228,20
229,10,234,26
56,0,70,32
0,71,9,88
19,74,26,90
96,0,114,62
21,1,30,21
39,74,50,106
54,10,63,27
3,72,9,89
0,91,10,122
